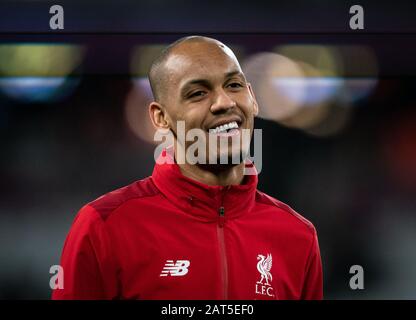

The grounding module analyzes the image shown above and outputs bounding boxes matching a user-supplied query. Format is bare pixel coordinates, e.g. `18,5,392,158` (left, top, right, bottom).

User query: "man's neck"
177,162,245,186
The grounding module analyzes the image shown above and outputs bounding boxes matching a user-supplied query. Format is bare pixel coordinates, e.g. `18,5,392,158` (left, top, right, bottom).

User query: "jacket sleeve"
301,228,323,300
51,205,119,300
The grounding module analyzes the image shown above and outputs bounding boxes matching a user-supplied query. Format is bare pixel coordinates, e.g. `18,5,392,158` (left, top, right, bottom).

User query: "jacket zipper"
217,195,228,299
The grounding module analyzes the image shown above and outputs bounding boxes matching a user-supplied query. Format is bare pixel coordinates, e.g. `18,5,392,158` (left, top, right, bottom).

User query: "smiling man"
149,36,256,182
52,36,323,300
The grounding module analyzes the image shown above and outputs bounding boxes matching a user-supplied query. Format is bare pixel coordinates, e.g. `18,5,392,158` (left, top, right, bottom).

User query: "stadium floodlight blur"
0,44,85,103
276,61,351,137
243,44,379,137
329,45,379,104
243,52,307,121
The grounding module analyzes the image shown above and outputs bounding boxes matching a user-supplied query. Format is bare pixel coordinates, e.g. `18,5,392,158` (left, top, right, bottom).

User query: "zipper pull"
218,206,225,227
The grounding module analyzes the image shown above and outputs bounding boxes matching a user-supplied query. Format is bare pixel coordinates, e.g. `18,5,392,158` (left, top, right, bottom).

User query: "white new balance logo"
160,260,190,277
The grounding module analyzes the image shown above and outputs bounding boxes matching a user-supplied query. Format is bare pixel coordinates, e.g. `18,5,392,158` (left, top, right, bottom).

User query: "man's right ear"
149,101,170,130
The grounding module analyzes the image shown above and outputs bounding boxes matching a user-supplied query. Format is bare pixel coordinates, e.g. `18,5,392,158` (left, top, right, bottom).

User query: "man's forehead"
164,41,242,80
172,39,237,61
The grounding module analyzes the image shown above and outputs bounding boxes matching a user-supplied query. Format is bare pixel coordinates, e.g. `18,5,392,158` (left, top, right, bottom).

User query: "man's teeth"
210,121,239,134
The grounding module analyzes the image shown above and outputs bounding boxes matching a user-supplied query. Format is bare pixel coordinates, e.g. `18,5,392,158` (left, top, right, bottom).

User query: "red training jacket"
52,155,323,300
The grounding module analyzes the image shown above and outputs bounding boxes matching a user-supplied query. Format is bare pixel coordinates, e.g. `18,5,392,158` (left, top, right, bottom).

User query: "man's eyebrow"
225,70,245,79
180,79,212,96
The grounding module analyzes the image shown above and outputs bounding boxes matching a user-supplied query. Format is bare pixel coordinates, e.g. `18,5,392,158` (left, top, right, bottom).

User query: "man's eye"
228,82,243,89
189,91,206,98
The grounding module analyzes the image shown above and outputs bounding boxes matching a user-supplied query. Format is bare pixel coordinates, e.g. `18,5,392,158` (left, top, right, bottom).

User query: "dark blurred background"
1,1,416,299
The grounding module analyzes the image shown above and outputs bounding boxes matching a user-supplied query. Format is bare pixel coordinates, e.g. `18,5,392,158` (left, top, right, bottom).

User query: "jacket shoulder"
87,177,159,221
255,190,316,233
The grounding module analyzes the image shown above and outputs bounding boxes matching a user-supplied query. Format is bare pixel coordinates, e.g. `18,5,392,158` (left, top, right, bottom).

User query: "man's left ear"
247,83,259,116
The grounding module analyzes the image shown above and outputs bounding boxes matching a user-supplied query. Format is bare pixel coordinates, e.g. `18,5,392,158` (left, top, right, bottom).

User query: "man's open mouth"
208,121,240,134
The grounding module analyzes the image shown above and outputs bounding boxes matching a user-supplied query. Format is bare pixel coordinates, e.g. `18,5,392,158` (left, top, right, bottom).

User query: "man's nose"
210,89,236,114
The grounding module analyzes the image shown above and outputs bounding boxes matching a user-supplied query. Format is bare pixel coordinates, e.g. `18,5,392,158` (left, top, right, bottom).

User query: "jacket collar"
151,149,258,222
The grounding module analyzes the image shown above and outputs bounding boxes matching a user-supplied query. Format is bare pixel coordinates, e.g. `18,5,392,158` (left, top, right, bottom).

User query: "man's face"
161,40,258,165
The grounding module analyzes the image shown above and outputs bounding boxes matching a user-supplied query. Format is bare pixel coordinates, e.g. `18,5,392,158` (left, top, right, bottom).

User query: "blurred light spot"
335,45,378,77
244,53,346,135
0,44,85,77
125,77,155,144
274,61,343,107
130,44,168,77
279,103,331,130
0,77,80,103
274,77,342,106
338,78,378,104
275,44,379,104
243,52,306,121
275,45,342,77
244,46,379,137
331,46,379,103
0,44,84,103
